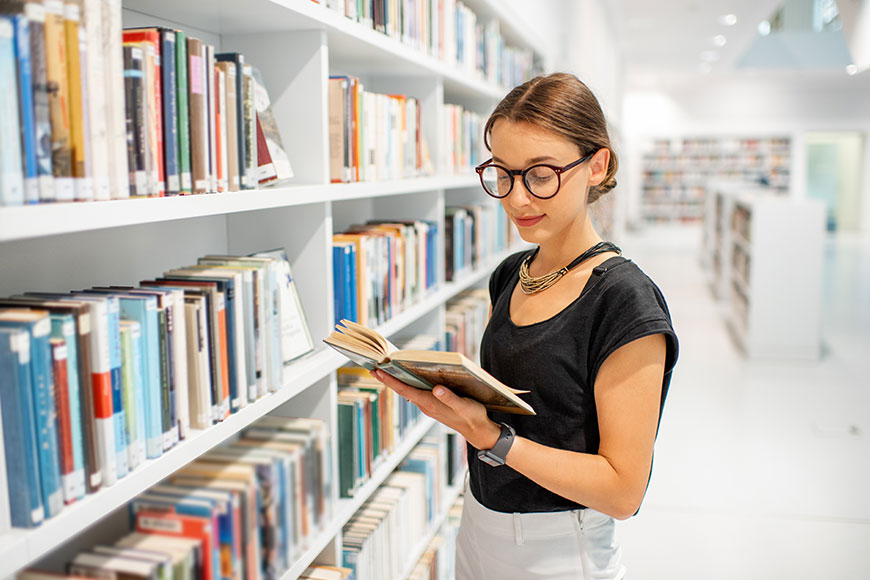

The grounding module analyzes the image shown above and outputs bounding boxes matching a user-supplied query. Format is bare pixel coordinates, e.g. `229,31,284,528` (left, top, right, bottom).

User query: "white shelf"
0,176,481,243
282,416,438,580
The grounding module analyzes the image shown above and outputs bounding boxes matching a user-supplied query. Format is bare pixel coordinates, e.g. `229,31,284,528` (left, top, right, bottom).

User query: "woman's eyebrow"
491,155,558,165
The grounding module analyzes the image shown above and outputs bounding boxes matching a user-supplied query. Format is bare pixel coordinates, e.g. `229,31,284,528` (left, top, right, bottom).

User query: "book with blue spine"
0,325,45,528
3,5,39,203
119,320,146,470
49,313,86,502
23,0,54,200
345,242,358,323
0,309,63,518
0,15,25,206
333,244,345,325
160,28,179,194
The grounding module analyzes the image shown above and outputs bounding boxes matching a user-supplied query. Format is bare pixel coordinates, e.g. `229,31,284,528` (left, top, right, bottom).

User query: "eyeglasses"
474,152,596,199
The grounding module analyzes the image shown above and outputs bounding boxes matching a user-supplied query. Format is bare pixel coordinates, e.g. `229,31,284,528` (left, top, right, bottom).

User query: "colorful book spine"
206,44,216,192
216,53,245,189
186,36,207,194
0,16,25,206
49,337,76,504
0,327,45,528
63,1,93,201
101,296,129,479
8,9,39,203
49,315,86,502
174,28,191,194
42,0,73,200
160,28,179,195
122,44,146,196
120,320,147,468
24,1,54,201
240,64,256,190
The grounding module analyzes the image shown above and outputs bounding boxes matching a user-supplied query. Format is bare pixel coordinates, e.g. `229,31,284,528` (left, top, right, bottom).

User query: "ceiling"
605,0,812,79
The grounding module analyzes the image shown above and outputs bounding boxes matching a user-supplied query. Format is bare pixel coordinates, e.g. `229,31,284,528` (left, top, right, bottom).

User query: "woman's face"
488,119,608,248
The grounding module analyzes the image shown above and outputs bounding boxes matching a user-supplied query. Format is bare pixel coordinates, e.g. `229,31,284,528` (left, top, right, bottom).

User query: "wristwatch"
477,422,516,467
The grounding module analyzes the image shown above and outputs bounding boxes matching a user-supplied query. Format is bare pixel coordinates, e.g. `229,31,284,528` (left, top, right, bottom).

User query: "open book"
324,320,535,415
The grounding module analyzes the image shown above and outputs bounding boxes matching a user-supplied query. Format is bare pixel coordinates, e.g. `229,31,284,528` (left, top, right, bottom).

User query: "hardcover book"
324,319,535,415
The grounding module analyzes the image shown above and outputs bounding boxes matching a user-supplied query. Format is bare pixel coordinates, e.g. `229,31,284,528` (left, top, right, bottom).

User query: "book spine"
161,29,179,195
157,307,173,451
206,44,216,192
0,329,45,527
186,37,207,194
333,244,343,324
11,13,39,203
43,0,73,201
216,65,227,192
71,313,101,493
143,299,163,458
24,2,54,201
105,298,129,479
81,0,110,201
175,29,191,194
87,302,117,486
64,1,93,202
241,64,256,190
104,0,129,199
123,45,146,196
50,339,76,504
127,321,148,466
50,318,86,501
169,291,189,439
223,62,240,192
232,55,246,189
0,16,25,206
144,42,162,196
215,292,231,420
255,114,276,184
29,317,64,516
118,323,141,471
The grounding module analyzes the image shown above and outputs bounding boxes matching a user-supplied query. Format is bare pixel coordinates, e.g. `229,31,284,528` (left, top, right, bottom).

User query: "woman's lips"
514,214,544,227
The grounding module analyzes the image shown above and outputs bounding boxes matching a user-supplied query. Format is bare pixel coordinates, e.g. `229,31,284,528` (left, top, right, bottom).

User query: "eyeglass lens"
479,165,560,198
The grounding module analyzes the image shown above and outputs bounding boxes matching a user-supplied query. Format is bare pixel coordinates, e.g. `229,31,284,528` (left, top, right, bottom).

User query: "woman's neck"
532,217,602,274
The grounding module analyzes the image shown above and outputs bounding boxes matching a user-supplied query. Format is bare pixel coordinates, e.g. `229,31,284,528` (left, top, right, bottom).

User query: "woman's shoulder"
593,256,672,318
488,247,536,305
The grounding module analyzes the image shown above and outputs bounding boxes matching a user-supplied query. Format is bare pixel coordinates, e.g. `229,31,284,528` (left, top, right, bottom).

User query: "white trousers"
455,486,627,580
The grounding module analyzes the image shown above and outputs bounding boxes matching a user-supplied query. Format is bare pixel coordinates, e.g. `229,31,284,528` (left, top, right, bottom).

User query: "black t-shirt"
468,249,679,513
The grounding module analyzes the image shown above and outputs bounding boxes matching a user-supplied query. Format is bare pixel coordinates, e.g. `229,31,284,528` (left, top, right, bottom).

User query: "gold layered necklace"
519,241,621,295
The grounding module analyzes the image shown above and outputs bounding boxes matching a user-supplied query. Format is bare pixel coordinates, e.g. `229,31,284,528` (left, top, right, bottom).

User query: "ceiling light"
758,20,771,36
701,50,720,63
846,64,858,75
713,34,727,47
718,14,738,26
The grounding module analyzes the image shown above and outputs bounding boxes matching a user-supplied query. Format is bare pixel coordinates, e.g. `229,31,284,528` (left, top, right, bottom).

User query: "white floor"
615,226,870,580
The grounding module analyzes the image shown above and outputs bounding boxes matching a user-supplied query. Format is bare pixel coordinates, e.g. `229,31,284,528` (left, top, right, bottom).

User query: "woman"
371,73,678,579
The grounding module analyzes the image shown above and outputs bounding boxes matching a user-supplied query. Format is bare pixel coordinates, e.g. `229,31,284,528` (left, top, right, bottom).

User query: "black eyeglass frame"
474,151,597,199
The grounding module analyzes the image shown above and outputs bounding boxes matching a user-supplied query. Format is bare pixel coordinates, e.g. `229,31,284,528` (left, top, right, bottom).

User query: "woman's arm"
371,333,667,520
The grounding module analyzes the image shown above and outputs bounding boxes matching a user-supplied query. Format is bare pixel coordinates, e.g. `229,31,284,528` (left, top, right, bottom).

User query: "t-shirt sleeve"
488,250,532,307
587,266,679,387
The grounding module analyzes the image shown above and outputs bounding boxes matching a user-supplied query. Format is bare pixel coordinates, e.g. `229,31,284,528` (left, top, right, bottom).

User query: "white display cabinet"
726,193,826,360
0,0,539,577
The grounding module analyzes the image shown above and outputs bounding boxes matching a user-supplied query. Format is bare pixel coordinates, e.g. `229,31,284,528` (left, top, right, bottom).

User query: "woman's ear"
587,148,611,187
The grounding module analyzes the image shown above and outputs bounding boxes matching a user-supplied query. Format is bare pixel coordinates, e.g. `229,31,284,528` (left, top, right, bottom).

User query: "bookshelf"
722,192,826,360
0,0,542,578
640,136,792,225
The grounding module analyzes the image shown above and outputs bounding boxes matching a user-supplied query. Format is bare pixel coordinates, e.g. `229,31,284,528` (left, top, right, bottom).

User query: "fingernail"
433,387,444,397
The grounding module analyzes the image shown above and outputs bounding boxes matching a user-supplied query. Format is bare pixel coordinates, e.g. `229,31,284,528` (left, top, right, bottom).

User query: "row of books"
444,288,488,362
0,0,291,206
341,433,450,580
328,75,429,184
444,103,486,175
445,202,514,282
406,495,463,580
0,249,314,530
18,415,333,580
332,219,439,327
320,0,542,90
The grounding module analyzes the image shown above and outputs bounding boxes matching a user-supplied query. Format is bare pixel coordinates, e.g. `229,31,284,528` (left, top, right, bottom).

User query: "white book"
82,0,111,200
206,44,217,193
184,298,212,430
103,0,129,199
0,18,25,207
166,288,189,439
217,67,228,192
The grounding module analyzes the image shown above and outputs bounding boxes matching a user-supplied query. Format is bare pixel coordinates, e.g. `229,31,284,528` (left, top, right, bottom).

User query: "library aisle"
615,225,870,579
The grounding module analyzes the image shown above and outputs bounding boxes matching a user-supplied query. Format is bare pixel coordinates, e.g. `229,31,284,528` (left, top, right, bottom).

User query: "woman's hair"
483,72,618,203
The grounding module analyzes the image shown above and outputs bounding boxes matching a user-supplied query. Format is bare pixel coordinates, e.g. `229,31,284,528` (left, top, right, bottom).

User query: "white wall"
622,72,870,233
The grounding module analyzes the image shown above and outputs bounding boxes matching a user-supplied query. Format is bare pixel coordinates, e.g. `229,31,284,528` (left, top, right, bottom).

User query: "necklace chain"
518,241,621,295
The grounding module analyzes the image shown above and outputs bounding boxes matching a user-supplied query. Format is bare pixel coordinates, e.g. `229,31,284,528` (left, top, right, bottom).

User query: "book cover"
90,546,173,580
47,315,83,501
186,36,207,194
135,510,215,580
159,28,179,194
0,15,25,206
250,66,292,182
254,114,275,185
49,337,76,504
182,295,212,430
23,1,55,201
68,551,161,580
325,319,536,414
0,309,64,517
174,29,191,193
115,532,201,580
0,326,45,527
43,0,73,200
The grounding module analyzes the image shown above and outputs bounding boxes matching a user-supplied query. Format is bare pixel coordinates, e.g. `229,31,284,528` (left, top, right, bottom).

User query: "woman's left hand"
369,369,502,450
